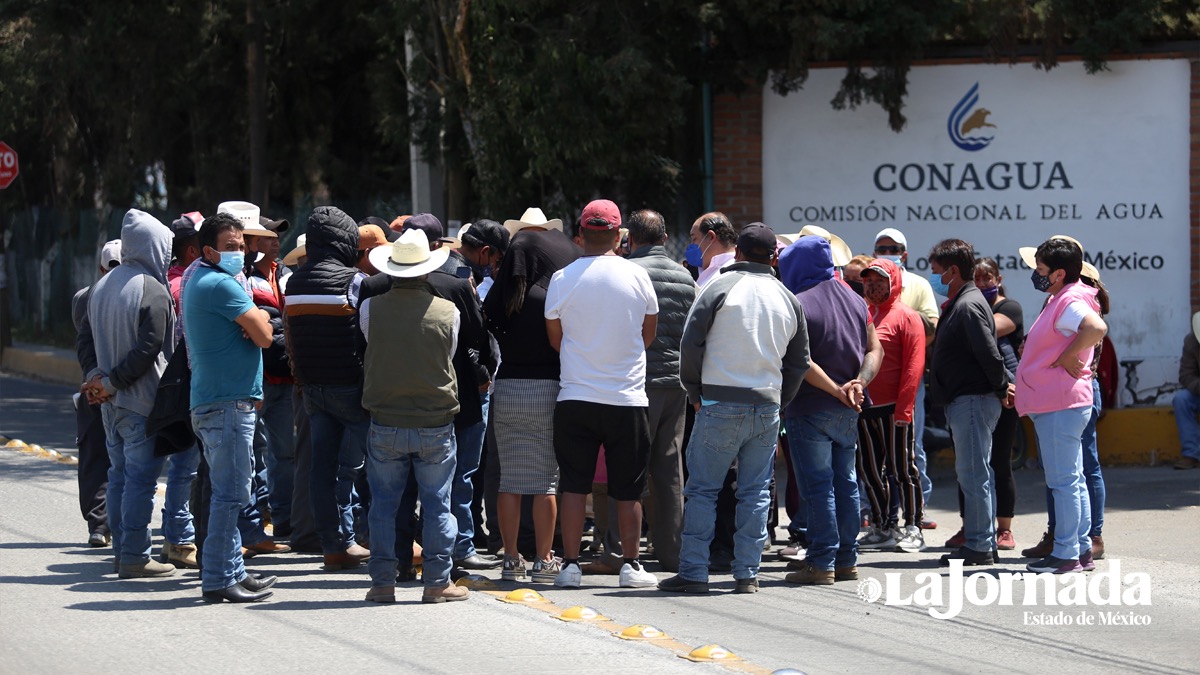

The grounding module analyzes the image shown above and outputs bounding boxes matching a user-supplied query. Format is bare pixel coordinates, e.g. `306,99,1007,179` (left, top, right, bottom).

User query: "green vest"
362,279,459,428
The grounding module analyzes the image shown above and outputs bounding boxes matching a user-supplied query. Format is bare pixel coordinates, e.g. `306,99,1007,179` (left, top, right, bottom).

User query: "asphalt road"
1,372,1198,674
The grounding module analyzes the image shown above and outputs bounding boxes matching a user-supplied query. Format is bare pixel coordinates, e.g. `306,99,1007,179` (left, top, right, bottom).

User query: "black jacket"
929,281,1009,405
284,207,365,386
427,251,496,428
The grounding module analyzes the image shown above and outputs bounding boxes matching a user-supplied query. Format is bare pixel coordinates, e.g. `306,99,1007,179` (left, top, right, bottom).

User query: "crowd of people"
72,196,1160,605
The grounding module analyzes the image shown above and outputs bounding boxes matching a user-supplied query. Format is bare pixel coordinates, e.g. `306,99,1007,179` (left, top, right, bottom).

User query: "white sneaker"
895,524,926,553
619,561,657,588
857,525,899,550
554,562,582,588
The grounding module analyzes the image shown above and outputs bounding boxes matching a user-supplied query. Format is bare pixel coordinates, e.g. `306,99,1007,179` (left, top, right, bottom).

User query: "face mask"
468,260,492,285
846,280,865,297
881,254,904,268
929,270,950,296
217,251,244,276
684,234,713,269
1031,269,1054,293
980,286,1000,303
863,282,890,306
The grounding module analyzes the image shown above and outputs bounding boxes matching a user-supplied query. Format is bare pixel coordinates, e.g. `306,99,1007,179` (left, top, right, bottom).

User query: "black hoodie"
284,206,366,385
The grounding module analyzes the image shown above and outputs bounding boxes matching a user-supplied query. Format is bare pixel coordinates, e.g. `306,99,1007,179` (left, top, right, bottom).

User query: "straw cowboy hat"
794,225,854,267
367,228,450,278
217,201,277,238
1018,234,1083,270
282,234,307,266
503,207,563,237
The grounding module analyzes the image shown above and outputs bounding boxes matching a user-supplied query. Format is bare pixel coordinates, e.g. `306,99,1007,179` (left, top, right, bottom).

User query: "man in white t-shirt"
545,199,659,589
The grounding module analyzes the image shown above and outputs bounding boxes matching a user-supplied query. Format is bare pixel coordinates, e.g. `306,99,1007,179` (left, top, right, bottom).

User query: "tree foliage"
0,0,1194,217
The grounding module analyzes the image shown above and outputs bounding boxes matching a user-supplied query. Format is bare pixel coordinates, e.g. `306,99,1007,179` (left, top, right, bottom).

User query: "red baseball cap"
579,199,621,230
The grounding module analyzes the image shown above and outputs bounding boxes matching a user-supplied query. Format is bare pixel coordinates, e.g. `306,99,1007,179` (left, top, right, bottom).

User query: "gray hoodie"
84,209,175,417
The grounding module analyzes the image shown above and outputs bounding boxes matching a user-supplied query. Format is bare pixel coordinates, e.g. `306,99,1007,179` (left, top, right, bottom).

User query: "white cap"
874,228,907,249
99,240,122,271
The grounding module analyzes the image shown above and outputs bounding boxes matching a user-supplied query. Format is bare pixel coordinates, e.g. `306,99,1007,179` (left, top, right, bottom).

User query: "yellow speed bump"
681,644,741,662
500,588,546,604
455,575,498,590
771,669,807,675
615,624,668,640
4,439,28,448
554,605,607,622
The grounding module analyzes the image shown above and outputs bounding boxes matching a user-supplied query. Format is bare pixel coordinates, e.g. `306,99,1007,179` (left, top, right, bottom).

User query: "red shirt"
864,259,925,423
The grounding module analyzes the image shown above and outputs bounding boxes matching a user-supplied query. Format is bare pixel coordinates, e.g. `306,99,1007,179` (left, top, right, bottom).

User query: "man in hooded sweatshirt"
81,209,177,579
777,235,881,586
284,206,373,570
856,258,926,554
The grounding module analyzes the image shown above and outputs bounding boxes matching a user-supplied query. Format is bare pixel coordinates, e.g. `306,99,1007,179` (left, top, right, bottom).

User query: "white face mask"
880,254,904,268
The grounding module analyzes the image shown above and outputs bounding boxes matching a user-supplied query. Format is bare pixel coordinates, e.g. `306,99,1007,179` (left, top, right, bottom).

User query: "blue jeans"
679,402,780,582
191,400,257,592
303,384,369,554
162,445,200,545
946,394,1001,552
1031,406,1092,559
785,408,860,572
366,421,458,588
260,382,296,527
913,377,932,508
1174,387,1200,460
101,404,166,565
452,392,489,559
1048,379,1105,536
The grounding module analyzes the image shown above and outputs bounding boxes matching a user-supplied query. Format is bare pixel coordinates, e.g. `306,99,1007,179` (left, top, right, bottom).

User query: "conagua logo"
948,82,997,152
857,559,1152,621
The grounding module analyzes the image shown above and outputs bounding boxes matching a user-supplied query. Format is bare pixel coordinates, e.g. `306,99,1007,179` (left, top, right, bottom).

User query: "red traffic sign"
0,142,18,190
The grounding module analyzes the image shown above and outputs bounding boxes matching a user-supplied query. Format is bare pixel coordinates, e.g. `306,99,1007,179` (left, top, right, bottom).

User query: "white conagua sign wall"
762,59,1192,406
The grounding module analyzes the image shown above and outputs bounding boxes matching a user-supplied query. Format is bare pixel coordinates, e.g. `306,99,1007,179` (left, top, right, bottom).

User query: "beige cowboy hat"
367,228,450,278
217,201,277,238
282,234,307,266
775,233,798,247
1018,234,1083,269
503,207,563,237
797,225,854,267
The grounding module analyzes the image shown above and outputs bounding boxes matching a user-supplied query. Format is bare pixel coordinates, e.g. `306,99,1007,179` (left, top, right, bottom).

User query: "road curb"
1,343,81,386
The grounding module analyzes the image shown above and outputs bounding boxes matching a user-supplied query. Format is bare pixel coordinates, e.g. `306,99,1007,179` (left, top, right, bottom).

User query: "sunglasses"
874,245,904,254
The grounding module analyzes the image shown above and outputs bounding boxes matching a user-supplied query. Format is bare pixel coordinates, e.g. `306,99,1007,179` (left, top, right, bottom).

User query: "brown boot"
162,541,199,569
785,564,834,586
324,544,371,571
422,583,469,604
1091,535,1105,560
834,566,859,581
119,559,177,578
1021,531,1053,559
365,585,395,603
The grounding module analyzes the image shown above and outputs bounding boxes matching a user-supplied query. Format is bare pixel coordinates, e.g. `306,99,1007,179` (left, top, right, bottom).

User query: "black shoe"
202,584,273,603
939,546,994,567
272,522,293,539
454,554,501,570
238,574,278,592
708,548,733,573
657,574,710,594
396,566,418,583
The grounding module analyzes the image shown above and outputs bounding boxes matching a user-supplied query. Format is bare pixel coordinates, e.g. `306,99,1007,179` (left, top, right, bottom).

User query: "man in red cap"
544,199,659,589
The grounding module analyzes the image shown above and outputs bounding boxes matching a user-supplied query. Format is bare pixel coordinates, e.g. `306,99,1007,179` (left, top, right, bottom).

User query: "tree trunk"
247,0,268,208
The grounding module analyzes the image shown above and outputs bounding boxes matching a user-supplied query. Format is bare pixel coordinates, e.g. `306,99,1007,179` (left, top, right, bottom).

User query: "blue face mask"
881,254,904,268
217,251,245,276
685,234,712,269
929,270,950,296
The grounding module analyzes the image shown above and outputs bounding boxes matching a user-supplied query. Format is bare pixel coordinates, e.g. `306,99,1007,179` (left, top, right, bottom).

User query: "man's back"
545,255,657,406
629,245,696,390
788,279,868,415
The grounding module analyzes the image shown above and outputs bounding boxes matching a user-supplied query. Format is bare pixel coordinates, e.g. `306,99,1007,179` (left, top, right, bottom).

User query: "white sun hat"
367,228,450,278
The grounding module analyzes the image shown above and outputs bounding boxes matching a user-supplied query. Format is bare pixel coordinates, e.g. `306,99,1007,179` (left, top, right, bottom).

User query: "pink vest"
1015,281,1100,416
